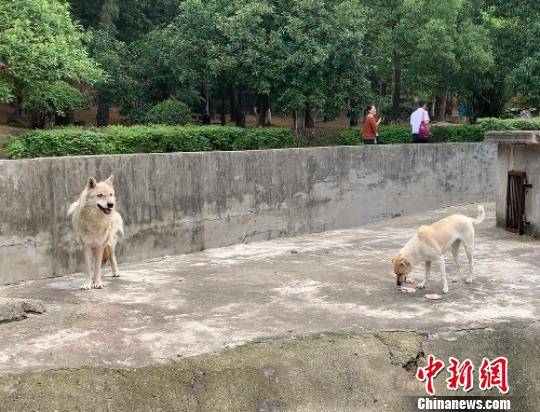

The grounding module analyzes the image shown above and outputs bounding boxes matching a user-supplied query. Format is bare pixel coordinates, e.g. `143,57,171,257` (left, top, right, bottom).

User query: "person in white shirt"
410,101,430,143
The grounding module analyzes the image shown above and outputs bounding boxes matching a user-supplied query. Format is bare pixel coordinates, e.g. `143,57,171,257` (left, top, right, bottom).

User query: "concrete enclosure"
485,131,540,236
0,143,496,284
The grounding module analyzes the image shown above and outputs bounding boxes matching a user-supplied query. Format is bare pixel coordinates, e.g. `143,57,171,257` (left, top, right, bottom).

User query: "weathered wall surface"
495,144,540,236
0,143,496,284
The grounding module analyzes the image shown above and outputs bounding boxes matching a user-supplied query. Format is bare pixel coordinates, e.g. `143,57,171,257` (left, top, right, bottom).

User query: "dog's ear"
87,177,97,189
399,259,411,272
104,175,114,186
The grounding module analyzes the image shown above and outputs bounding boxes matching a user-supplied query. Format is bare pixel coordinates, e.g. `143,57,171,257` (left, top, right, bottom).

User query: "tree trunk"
303,107,315,144
256,95,271,127
293,110,298,136
14,95,23,118
348,101,359,127
346,84,360,127
391,55,402,121
441,94,448,121
433,94,448,122
446,94,454,118
96,96,110,127
235,86,246,128
349,114,358,127
229,86,237,123
219,97,226,126
304,107,314,129
201,80,211,125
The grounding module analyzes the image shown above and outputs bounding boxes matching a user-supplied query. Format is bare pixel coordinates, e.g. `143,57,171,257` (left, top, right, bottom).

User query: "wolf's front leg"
92,246,104,289
417,261,431,289
439,258,449,294
81,247,93,290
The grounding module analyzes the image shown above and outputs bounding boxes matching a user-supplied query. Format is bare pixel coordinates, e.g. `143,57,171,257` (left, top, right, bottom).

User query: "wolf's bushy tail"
102,245,111,263
472,205,485,225
67,200,79,216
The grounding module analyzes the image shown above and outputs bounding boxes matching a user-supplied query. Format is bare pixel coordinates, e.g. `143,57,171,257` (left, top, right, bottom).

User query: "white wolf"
68,175,124,290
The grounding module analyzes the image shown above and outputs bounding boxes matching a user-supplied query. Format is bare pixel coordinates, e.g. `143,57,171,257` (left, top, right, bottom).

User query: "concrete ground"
0,203,538,375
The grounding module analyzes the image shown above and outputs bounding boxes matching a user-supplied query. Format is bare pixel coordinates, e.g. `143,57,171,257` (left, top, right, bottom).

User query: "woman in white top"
410,100,430,143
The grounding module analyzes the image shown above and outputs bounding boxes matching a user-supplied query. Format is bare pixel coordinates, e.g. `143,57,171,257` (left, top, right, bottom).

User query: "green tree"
366,0,494,121
367,0,422,120
407,1,493,120
88,30,134,125
0,0,101,104
496,1,540,108
163,0,220,124
217,0,279,127
278,0,368,133
325,1,369,126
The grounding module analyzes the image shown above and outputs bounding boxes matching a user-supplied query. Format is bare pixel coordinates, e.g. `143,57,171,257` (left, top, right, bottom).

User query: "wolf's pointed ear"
105,175,114,186
87,177,97,189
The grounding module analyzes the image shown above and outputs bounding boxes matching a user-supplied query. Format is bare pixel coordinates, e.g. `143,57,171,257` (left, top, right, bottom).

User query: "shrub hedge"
232,127,296,150
145,99,191,126
4,126,296,159
4,128,111,159
474,117,540,131
334,124,486,145
4,117,535,159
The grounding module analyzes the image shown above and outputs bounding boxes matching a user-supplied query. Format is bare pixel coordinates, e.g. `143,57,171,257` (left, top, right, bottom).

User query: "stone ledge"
484,130,539,144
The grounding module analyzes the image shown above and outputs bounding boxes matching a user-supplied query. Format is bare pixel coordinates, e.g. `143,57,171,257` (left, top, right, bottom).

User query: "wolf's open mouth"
97,205,112,215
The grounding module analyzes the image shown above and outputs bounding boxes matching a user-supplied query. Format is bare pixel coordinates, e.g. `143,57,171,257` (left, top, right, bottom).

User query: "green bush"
378,125,412,144
232,127,296,150
103,125,212,153
4,128,110,159
475,117,540,131
145,99,191,125
191,126,245,151
23,81,88,128
330,129,362,145
431,125,484,142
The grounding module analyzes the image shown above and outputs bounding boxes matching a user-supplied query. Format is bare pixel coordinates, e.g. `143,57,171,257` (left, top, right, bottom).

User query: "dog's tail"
102,245,111,263
67,200,79,216
472,205,485,225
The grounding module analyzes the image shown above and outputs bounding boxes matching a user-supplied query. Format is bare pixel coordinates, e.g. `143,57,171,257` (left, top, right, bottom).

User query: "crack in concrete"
0,239,36,248
373,332,424,373
175,215,234,225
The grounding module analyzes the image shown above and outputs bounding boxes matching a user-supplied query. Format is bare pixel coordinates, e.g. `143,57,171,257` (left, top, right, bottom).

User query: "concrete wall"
495,144,540,235
0,143,496,284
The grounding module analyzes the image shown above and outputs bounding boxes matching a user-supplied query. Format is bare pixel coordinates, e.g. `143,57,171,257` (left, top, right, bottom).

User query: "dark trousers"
363,139,376,145
412,134,427,143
